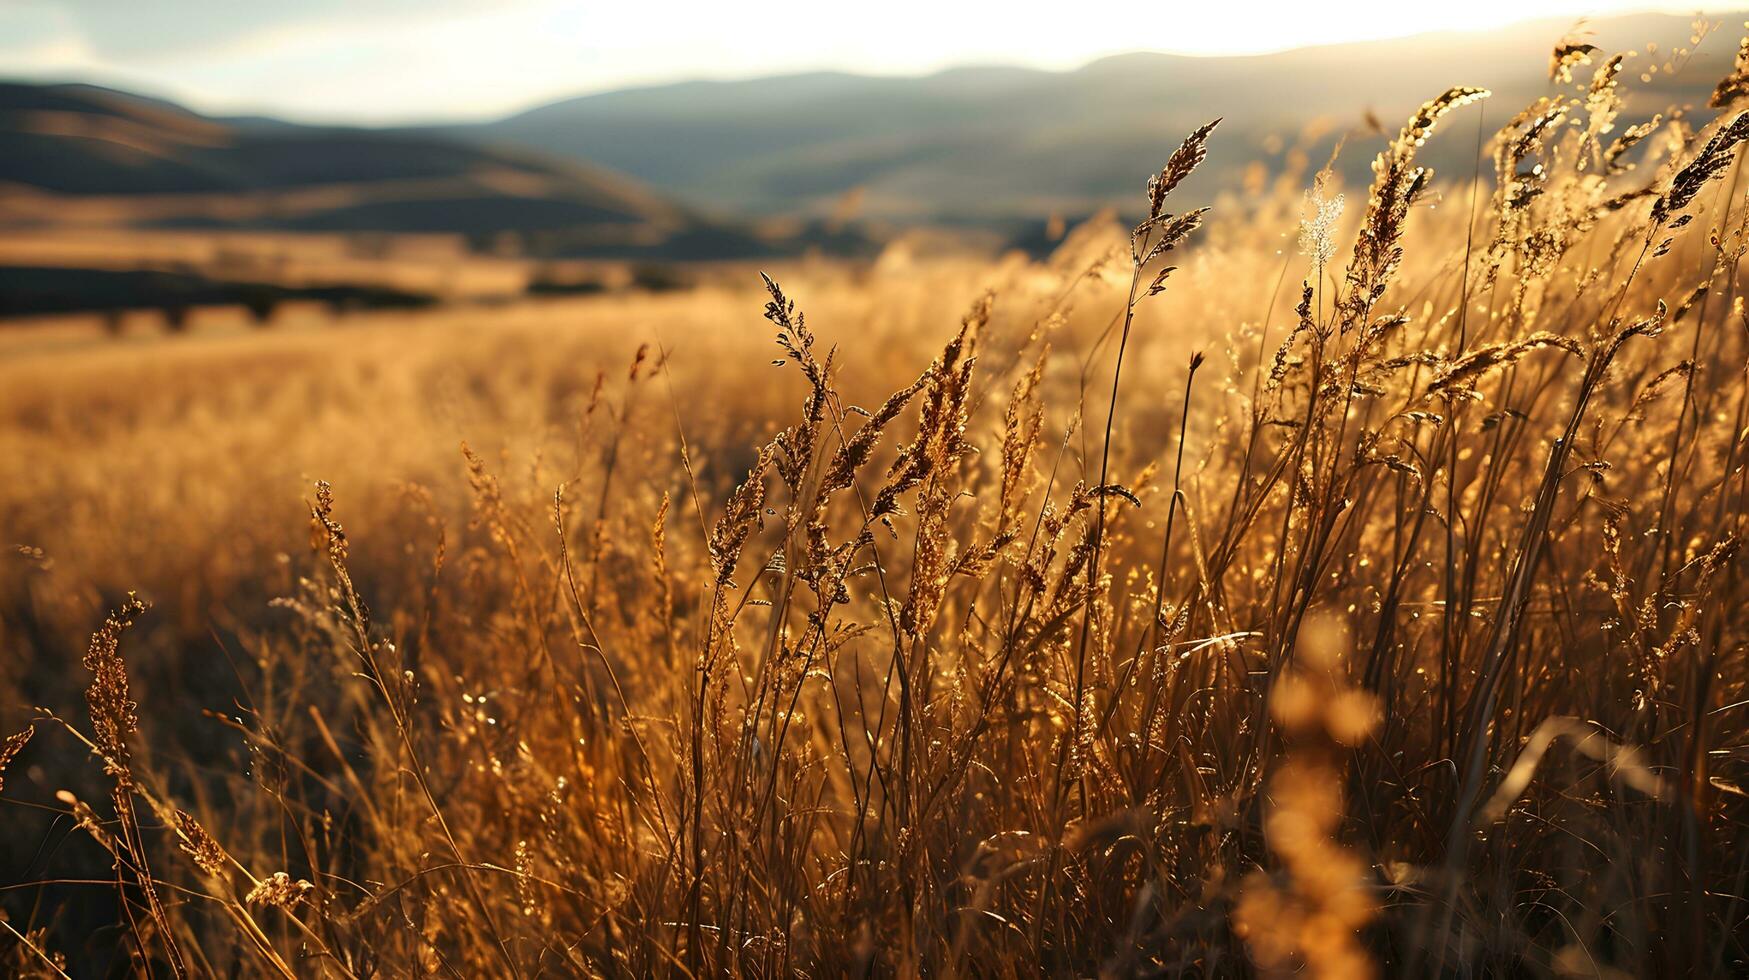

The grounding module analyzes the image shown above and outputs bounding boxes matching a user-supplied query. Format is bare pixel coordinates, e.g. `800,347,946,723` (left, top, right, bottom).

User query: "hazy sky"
0,1,1729,124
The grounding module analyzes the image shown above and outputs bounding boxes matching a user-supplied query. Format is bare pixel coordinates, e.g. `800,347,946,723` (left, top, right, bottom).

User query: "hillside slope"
461,12,1733,222
0,82,764,258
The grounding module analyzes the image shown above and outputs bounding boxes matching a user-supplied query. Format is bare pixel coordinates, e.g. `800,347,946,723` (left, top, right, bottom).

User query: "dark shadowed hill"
0,82,775,258
457,11,1739,223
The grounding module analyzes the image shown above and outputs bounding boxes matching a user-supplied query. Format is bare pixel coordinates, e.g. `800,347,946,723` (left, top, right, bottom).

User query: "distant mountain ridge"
2,10,1744,254
452,11,1742,223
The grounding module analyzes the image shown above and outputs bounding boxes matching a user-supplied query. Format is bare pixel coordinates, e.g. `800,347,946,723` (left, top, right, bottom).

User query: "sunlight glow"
0,0,1730,123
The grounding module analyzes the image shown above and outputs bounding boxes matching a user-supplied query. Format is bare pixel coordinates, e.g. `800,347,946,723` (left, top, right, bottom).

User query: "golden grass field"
7,35,1749,977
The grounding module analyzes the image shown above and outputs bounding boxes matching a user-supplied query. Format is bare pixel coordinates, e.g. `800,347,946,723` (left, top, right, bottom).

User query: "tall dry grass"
4,29,1749,977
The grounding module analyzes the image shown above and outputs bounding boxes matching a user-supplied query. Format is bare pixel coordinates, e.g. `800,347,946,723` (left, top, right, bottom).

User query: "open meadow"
6,27,1749,978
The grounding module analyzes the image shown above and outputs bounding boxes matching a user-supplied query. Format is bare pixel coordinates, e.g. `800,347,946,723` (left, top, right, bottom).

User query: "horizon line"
2,6,1727,130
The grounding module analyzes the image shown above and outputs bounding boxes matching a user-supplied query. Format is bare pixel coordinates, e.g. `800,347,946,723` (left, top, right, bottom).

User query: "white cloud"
0,4,95,70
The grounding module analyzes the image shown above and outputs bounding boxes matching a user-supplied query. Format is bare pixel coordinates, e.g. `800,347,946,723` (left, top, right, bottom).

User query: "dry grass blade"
1654,110,1749,224
1477,717,1670,823
10,21,1749,979
1147,118,1220,219
0,725,32,796
1427,332,1583,394
81,594,147,785
1551,40,1600,84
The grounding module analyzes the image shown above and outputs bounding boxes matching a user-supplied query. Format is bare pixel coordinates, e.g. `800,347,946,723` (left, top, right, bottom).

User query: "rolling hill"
0,81,770,259
2,9,1744,260
457,11,1739,223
